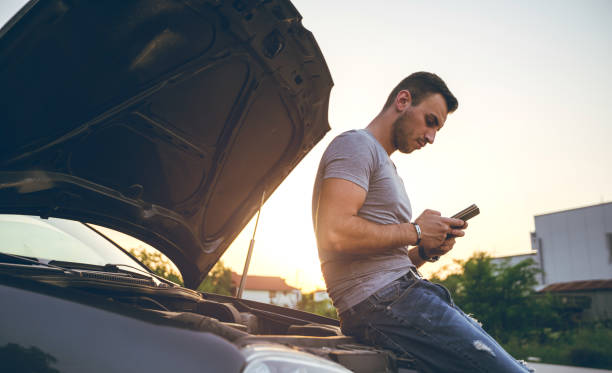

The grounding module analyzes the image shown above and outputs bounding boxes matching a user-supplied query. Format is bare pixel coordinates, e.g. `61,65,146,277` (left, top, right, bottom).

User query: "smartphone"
451,204,480,222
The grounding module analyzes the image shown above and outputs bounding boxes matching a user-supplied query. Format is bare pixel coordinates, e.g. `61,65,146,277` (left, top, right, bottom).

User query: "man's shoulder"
335,129,372,141
321,129,382,170
329,129,378,149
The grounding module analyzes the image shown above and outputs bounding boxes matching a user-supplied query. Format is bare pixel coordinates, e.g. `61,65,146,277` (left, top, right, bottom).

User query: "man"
312,72,532,372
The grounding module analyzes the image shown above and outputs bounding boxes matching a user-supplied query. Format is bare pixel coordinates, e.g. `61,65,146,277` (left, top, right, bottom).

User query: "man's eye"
426,115,439,128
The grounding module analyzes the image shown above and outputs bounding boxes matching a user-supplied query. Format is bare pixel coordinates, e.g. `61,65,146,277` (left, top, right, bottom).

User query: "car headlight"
241,343,352,373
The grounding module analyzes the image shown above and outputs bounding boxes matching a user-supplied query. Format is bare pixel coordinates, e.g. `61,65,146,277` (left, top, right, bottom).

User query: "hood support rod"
236,190,266,299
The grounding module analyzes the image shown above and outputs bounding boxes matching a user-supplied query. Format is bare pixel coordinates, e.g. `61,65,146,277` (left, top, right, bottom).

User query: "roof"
538,279,612,293
231,272,298,292
491,251,537,260
534,201,612,218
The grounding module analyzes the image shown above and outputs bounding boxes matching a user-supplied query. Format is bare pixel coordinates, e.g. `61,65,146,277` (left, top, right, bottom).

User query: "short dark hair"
383,72,458,113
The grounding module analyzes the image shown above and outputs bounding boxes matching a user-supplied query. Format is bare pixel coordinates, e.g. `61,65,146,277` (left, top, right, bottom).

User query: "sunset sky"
2,0,610,292
221,0,612,292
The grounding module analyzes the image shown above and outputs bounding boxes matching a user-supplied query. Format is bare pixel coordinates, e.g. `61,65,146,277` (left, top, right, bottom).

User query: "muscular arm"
314,178,467,265
315,178,417,254
314,178,418,254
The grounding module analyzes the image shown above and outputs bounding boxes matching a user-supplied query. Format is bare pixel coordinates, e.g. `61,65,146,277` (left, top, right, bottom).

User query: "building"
231,272,301,308
490,251,539,276
530,202,612,321
531,202,612,285
539,279,612,321
313,290,330,303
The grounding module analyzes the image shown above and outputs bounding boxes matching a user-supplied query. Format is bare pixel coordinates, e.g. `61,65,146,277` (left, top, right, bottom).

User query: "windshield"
0,214,146,271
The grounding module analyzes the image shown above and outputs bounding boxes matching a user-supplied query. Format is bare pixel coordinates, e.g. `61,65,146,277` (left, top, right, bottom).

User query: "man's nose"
425,130,436,144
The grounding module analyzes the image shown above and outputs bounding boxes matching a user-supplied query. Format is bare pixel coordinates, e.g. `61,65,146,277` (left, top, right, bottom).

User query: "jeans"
339,271,533,373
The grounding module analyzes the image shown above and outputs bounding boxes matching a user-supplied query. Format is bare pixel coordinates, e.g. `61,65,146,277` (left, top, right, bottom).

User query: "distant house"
313,290,330,303
497,202,612,322
231,272,301,308
539,279,612,321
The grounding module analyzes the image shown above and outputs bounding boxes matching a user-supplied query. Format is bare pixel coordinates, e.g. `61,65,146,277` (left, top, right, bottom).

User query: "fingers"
449,229,465,237
443,217,465,227
416,210,469,250
442,237,457,253
416,208,471,256
429,237,456,256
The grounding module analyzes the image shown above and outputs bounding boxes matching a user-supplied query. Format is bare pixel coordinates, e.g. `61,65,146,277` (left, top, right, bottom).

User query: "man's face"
392,93,448,154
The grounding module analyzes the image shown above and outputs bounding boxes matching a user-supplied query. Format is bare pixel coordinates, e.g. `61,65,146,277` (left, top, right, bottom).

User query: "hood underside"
0,0,332,288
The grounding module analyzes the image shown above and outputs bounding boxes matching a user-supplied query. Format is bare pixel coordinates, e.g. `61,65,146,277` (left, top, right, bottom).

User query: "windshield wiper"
0,252,77,274
46,260,165,286
103,263,177,288
0,253,174,288
45,260,177,287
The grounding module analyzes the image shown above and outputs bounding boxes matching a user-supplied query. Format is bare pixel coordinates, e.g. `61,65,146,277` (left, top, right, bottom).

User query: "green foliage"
128,247,234,295
431,252,612,369
431,252,563,341
197,261,234,296
128,247,183,286
504,324,612,369
296,292,338,319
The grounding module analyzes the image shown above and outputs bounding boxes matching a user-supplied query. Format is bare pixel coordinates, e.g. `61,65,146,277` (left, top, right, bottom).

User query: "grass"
503,324,612,369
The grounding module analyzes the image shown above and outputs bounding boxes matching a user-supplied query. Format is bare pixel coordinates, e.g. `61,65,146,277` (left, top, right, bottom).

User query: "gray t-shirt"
312,129,414,314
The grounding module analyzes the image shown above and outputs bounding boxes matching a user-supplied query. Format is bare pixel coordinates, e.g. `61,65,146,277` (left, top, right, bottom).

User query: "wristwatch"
418,245,440,263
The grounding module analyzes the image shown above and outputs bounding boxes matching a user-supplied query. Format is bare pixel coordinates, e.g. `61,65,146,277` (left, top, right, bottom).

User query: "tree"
431,252,553,341
430,253,609,367
197,261,234,296
296,292,338,319
129,247,183,286
128,247,234,295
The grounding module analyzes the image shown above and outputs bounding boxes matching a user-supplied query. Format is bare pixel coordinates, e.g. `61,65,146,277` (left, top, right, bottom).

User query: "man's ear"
395,90,412,112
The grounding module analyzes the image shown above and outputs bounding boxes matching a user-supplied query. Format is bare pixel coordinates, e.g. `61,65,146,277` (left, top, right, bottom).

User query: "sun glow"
3,0,609,295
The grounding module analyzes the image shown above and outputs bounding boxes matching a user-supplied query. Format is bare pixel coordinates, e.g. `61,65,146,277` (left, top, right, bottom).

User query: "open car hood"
0,0,332,289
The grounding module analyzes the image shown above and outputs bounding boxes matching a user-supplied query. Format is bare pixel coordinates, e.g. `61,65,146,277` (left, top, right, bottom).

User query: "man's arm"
314,178,465,258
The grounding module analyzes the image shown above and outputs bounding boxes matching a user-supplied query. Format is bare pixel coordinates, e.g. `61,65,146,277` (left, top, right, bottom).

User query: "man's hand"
415,209,465,250
427,236,459,257
408,212,467,267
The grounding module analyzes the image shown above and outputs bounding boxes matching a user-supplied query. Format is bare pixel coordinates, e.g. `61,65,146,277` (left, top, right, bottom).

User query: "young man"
312,72,532,372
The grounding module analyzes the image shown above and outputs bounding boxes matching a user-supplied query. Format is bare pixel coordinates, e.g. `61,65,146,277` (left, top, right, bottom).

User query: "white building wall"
241,289,301,308
532,202,612,285
270,290,301,308
242,289,272,304
313,291,330,302
491,253,538,268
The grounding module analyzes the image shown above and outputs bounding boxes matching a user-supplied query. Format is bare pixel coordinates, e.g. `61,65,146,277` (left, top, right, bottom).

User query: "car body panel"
0,0,332,288
0,276,245,373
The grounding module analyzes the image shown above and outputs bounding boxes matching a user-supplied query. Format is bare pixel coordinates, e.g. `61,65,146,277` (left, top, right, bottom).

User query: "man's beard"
392,112,413,154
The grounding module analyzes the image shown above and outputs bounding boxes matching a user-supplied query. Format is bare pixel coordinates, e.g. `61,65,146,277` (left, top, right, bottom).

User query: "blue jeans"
339,271,533,373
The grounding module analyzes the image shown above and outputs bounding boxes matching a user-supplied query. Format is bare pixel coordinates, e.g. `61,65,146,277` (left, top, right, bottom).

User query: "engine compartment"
0,267,412,372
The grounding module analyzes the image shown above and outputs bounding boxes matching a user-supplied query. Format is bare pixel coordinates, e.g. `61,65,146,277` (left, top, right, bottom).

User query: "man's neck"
366,111,396,156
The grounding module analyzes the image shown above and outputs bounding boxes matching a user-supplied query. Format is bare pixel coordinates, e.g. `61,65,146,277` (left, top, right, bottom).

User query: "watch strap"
418,245,440,263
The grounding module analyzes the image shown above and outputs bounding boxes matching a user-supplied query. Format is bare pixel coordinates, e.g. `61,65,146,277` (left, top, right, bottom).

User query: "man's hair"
383,72,458,113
